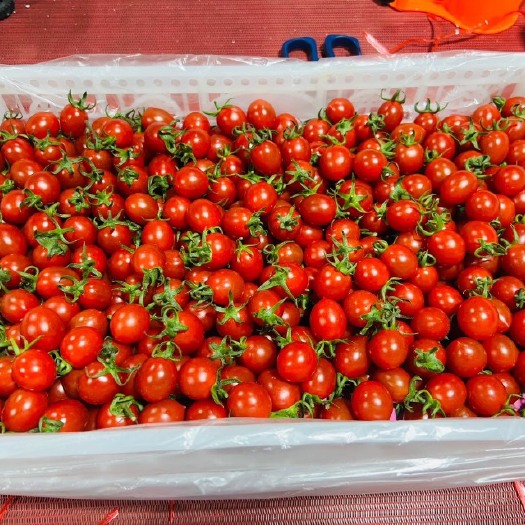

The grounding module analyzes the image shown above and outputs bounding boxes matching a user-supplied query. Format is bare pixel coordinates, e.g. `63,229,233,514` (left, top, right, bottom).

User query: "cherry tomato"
351,381,393,421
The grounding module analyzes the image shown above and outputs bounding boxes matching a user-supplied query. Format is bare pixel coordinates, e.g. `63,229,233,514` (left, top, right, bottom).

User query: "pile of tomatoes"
1,89,525,433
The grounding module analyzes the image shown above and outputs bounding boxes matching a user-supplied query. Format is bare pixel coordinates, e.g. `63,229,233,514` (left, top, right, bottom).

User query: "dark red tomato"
244,181,278,215
0,289,39,324
425,157,457,192
208,175,237,207
407,339,446,378
319,398,354,420
172,166,209,200
110,304,150,344
491,372,520,399
182,111,211,132
12,349,56,392
456,296,498,340
162,195,190,231
60,99,90,139
247,99,277,130
280,136,311,167
482,334,518,373
95,398,140,429
77,361,120,406
1,115,26,134
410,307,450,341
378,93,405,132
387,282,424,318
446,337,487,378
334,336,370,378
300,358,336,399
466,375,507,417
408,265,439,295
179,128,211,159
42,399,88,432
439,170,478,206
427,230,466,266
385,200,421,233
513,350,525,388
351,381,393,421
312,264,352,302
267,205,302,242
326,97,355,124
426,373,467,416
493,165,525,197
258,369,301,411
501,244,525,281
368,329,410,370
276,342,317,383
178,357,218,400
318,145,353,181
26,112,60,139
353,149,388,183
34,266,75,300
132,244,166,275
220,365,256,393
309,298,347,341
237,335,277,375
122,193,158,225
427,283,463,316
186,199,222,233
0,253,31,290
2,389,48,432
464,190,500,222
2,138,35,166
0,223,27,257
1,189,34,225
303,118,330,143
460,221,499,255
379,244,418,280
77,278,112,311
136,357,178,403
165,310,203,356
297,194,337,227
207,133,233,163
491,275,524,311
227,382,272,418
138,398,185,425
0,356,17,398
372,367,411,403
479,130,509,164
230,245,264,283
509,310,525,347
20,306,66,352
185,399,227,420
394,141,424,175
216,302,253,339
342,290,377,329
60,327,104,369
353,258,390,292
206,269,245,306
214,105,246,137
251,140,282,176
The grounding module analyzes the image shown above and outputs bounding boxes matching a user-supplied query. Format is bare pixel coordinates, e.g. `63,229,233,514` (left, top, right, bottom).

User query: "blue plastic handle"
280,37,319,61
323,34,362,57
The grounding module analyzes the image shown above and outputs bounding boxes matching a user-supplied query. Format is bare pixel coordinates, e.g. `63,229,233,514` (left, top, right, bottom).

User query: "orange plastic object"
390,0,522,34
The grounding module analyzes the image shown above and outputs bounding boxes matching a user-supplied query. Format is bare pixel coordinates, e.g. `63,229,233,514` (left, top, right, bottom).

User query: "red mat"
0,0,524,64
1,484,525,524
1,1,525,523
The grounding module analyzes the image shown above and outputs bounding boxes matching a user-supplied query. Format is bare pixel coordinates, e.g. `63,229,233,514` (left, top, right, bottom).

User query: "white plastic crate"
1,52,524,122
0,52,525,500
